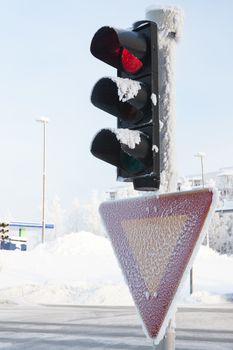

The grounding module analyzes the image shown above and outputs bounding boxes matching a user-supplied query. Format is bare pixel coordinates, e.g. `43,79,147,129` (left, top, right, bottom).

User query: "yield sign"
99,189,216,344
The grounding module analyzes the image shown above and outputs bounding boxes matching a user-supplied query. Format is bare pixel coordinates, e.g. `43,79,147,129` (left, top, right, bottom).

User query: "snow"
0,230,233,306
151,93,157,106
36,116,49,123
159,120,164,131
113,128,141,149
146,6,184,42
180,245,233,304
195,151,206,158
0,231,132,306
111,77,141,102
152,144,159,153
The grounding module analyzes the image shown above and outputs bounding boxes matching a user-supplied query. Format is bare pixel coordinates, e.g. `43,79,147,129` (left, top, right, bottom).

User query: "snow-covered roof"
217,171,233,177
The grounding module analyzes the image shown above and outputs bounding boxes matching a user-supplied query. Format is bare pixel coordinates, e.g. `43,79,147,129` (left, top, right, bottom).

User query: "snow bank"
0,231,132,306
0,232,232,306
179,245,233,304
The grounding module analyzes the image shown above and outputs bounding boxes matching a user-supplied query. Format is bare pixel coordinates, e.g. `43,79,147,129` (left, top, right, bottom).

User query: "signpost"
89,6,214,349
99,189,216,346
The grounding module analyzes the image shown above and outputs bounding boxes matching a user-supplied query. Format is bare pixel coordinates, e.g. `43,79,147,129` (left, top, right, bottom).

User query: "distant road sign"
9,222,54,229
100,189,216,344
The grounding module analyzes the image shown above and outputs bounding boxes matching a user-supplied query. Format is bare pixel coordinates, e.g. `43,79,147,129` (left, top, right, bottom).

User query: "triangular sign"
99,189,216,344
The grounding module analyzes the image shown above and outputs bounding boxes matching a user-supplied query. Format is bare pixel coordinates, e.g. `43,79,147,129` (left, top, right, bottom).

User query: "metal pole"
190,153,207,294
195,152,208,247
154,320,176,350
42,121,46,244
200,156,204,188
146,7,183,350
146,7,184,193
190,266,193,294
194,152,205,188
200,154,210,246
36,117,49,244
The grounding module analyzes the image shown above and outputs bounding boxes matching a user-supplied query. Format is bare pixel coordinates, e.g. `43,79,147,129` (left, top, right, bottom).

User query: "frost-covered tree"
65,191,105,236
209,213,233,255
65,198,84,234
44,187,148,242
47,196,66,239
83,191,106,236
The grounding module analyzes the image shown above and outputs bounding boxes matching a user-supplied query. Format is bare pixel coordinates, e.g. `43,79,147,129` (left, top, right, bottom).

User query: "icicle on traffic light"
90,21,160,191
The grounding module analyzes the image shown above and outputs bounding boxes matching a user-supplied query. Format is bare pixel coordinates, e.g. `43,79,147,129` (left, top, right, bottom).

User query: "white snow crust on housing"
146,6,184,193
111,77,141,102
152,144,159,153
151,93,157,106
146,6,184,42
112,128,141,149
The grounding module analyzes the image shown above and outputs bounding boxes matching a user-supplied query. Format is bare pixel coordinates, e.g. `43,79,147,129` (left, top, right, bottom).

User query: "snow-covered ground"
0,231,232,306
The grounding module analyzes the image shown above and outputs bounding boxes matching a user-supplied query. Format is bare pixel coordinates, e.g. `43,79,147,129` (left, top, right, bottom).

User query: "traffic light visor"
90,26,147,74
91,77,149,125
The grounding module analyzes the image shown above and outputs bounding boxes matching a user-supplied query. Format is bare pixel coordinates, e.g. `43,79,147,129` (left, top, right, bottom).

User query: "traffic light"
90,20,159,191
0,222,9,239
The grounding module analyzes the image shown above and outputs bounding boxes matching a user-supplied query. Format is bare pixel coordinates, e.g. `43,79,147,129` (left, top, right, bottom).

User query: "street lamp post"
195,152,208,248
36,117,49,244
190,152,207,295
194,152,206,188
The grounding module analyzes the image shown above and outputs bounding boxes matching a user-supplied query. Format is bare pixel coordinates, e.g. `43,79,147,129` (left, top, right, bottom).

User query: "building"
179,167,233,204
216,168,233,200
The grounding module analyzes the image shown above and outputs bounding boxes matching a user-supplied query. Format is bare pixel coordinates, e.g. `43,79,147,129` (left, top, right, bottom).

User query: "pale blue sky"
0,0,232,221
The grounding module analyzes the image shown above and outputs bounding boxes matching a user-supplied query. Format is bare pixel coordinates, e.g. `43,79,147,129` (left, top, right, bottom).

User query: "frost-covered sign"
99,189,216,344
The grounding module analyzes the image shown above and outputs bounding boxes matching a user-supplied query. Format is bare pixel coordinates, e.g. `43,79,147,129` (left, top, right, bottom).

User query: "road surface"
0,304,232,349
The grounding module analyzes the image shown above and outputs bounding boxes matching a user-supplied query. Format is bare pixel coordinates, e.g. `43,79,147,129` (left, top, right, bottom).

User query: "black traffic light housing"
90,20,159,191
0,222,9,238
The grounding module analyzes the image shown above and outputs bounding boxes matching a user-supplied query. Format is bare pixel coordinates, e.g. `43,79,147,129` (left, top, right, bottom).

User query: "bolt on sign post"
99,189,217,346
90,21,160,191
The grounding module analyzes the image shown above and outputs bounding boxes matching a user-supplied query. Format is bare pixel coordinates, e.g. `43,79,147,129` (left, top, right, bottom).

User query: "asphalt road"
0,304,232,349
